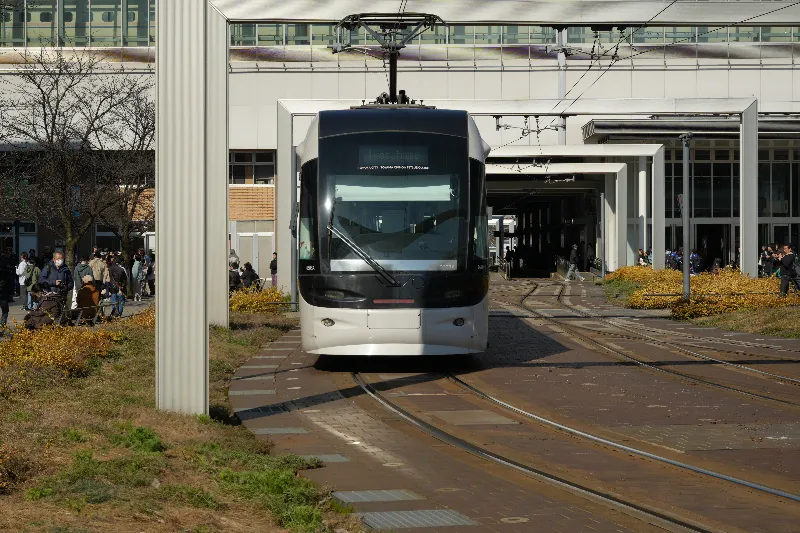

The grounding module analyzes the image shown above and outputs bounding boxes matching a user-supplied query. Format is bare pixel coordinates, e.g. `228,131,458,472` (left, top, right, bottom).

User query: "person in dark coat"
270,253,278,287
107,255,128,317
779,243,800,296
37,252,74,295
240,262,259,289
229,263,242,292
0,253,16,327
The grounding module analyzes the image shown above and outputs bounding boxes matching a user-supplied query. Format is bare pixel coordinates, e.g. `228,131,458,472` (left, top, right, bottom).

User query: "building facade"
2,1,800,270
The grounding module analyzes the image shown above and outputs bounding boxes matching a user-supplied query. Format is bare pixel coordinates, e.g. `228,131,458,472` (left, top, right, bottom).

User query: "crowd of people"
0,246,156,330
228,249,278,293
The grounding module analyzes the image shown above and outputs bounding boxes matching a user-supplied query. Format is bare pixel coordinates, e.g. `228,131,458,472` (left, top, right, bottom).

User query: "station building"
2,0,800,275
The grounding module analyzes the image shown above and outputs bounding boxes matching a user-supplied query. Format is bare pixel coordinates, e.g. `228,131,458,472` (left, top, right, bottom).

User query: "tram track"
352,372,721,533
510,283,800,407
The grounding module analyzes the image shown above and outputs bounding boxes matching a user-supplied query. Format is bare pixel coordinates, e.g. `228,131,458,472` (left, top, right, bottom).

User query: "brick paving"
229,332,657,532
228,280,800,532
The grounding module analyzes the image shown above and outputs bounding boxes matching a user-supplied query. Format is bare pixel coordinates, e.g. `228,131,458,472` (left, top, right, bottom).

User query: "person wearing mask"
240,262,259,289
16,252,29,311
23,256,41,311
270,252,278,287
108,255,128,317
71,255,94,310
779,243,800,296
565,244,585,282
0,254,15,328
38,251,74,296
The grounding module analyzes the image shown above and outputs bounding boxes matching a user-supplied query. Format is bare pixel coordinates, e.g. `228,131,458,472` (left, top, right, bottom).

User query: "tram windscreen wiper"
327,219,401,287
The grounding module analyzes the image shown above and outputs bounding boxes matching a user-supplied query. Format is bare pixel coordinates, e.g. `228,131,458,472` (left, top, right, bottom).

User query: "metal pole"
557,29,567,144
600,192,606,278
680,133,693,300
389,51,398,103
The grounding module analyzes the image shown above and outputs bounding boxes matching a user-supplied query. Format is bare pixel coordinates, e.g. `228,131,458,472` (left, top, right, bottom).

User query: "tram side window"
470,159,488,263
299,160,318,261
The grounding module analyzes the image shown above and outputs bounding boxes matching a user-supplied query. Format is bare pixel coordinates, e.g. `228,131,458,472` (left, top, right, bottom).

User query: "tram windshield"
315,132,469,272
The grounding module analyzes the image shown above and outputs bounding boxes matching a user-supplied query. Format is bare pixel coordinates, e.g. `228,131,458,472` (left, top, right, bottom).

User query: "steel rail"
352,372,718,533
514,286,799,407
447,374,800,503
548,286,800,385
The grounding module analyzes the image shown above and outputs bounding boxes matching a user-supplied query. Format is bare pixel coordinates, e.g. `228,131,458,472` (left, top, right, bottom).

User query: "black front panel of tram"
298,109,488,310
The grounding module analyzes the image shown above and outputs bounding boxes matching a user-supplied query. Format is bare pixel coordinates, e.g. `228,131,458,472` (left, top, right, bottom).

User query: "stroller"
24,290,69,330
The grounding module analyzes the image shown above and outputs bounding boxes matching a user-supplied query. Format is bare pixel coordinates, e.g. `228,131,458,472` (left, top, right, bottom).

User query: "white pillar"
651,147,666,269
156,0,227,414
740,100,758,278
638,156,647,255
206,5,229,327
276,103,296,298
605,174,617,271
616,165,628,269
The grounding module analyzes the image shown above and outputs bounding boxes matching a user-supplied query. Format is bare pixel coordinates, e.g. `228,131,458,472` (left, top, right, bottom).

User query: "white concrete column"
616,165,628,269
604,174,616,271
740,100,758,278
156,0,227,414
638,156,647,255
276,103,296,298
651,147,666,269
206,4,229,327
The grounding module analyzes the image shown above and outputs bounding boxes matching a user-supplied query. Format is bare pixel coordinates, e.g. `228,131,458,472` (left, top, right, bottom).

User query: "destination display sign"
358,145,429,170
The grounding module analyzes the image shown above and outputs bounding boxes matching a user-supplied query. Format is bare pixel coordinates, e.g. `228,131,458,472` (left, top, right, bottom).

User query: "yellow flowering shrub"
229,287,290,314
608,266,800,318
127,305,156,329
0,326,121,376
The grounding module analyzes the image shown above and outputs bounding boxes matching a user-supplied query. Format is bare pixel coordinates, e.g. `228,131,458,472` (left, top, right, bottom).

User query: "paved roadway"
228,278,800,532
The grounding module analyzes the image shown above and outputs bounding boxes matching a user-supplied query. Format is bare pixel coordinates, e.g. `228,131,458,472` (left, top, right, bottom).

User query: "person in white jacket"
16,252,29,311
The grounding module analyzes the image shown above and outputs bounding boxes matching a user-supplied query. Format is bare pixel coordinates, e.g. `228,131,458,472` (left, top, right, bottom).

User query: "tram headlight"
453,318,465,327
321,318,335,327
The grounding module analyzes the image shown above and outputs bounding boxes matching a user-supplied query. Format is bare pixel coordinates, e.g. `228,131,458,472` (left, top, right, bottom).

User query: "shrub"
607,266,800,318
110,424,165,453
0,326,121,376
229,287,290,314
127,305,155,329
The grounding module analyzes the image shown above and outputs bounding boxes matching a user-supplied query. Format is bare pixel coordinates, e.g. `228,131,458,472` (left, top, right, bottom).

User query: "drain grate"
359,510,476,529
301,454,350,463
334,489,423,503
251,427,308,435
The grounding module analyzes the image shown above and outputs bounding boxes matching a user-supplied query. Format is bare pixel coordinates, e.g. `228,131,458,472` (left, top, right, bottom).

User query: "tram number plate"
367,310,421,329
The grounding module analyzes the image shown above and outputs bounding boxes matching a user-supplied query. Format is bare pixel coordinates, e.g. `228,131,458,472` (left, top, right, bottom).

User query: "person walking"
16,252,29,311
131,254,145,302
779,243,800,296
146,253,156,296
0,254,15,328
89,251,107,293
71,256,94,311
76,275,100,324
23,256,41,310
270,253,278,287
108,255,128,317
565,244,585,282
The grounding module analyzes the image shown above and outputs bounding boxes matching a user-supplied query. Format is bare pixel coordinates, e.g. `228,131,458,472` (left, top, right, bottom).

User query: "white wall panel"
311,72,339,99
229,72,260,106
729,68,761,98
338,71,367,99
256,105,275,149
529,68,559,99
760,67,792,103
697,66,729,99
632,67,664,98
475,68,503,99
501,71,530,100
447,71,475,99
664,69,697,98
230,105,259,148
